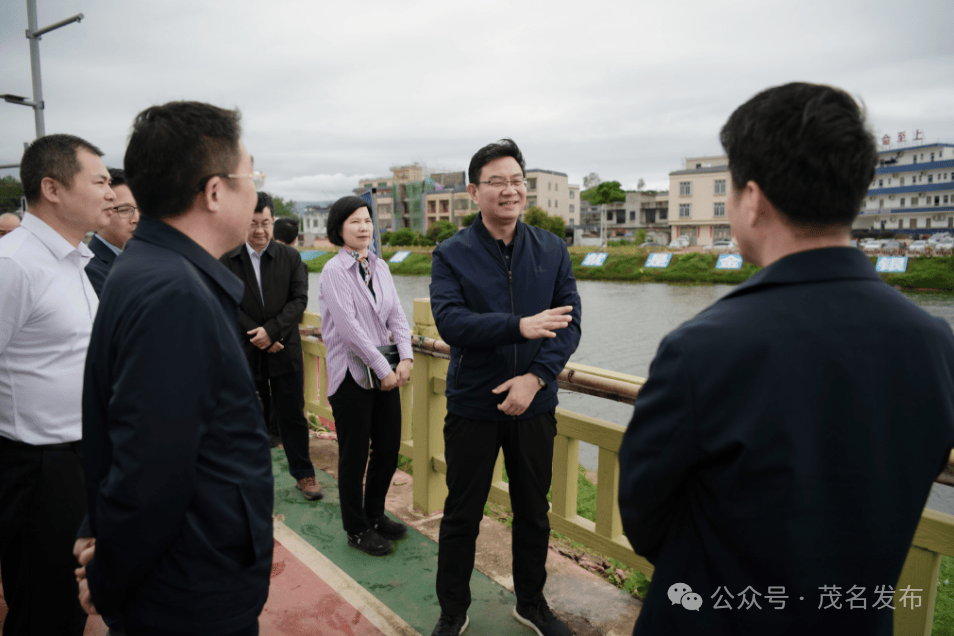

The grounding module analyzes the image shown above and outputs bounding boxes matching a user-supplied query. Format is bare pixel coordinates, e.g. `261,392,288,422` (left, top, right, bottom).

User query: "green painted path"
272,449,537,635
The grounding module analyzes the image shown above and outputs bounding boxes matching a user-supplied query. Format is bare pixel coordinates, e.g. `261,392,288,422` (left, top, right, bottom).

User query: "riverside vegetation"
305,245,954,291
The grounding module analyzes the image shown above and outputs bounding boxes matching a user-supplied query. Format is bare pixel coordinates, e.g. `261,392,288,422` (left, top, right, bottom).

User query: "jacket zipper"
494,239,518,419
455,349,465,388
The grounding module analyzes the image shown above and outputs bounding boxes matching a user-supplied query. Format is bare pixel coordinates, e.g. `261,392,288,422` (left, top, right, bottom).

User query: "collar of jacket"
724,246,881,301
133,216,245,304
471,211,523,259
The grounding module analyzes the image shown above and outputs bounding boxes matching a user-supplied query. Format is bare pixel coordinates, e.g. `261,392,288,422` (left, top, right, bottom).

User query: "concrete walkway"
0,441,641,635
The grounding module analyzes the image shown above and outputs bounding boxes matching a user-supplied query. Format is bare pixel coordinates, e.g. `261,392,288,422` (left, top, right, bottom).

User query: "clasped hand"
73,537,98,616
380,359,412,391
492,373,542,416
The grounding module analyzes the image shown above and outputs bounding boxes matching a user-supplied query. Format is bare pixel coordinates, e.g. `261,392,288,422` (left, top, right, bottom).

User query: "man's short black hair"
468,138,526,186
327,196,372,247
20,134,104,205
255,191,273,214
719,82,878,228
124,101,243,220
108,168,126,189
273,217,299,244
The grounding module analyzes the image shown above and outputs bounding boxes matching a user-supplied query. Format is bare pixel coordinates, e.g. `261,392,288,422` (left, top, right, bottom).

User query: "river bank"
304,247,954,291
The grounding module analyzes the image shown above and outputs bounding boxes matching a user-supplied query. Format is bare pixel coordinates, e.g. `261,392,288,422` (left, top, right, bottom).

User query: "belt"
0,436,82,452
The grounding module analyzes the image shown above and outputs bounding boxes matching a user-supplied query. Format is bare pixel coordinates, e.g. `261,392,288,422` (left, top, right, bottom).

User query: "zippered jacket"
429,212,582,421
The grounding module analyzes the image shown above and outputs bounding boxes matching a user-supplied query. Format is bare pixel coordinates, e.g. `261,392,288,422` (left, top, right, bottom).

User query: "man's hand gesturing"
519,306,574,339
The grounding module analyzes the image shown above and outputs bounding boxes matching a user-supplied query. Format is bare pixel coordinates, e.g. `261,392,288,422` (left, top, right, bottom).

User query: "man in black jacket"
85,168,139,296
617,83,954,635
428,139,581,636
77,101,274,636
221,191,320,500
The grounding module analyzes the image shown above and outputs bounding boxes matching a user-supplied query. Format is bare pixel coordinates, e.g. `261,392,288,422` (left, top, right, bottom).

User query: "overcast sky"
2,0,953,204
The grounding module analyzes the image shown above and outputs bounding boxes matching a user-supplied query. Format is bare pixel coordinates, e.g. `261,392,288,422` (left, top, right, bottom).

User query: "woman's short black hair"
327,196,372,247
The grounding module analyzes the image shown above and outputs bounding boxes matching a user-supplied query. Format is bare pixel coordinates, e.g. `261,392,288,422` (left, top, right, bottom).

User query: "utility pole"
1,0,83,166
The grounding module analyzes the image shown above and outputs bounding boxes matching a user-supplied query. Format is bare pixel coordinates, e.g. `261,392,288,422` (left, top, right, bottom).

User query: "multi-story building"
526,169,570,221
668,155,731,246
631,191,670,244
568,185,580,226
300,204,331,245
855,142,954,234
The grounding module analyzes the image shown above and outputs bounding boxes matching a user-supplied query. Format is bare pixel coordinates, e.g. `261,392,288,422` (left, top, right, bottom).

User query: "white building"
855,142,954,235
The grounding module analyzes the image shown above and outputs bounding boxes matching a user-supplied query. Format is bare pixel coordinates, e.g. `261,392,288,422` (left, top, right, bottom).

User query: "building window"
555,200,558,208
528,197,536,206
679,182,691,196
548,182,551,190
927,219,932,228
878,179,883,187
569,204,575,214
527,178,537,190
910,218,917,228
607,211,613,221
616,210,626,224
714,180,726,195
569,218,574,225
630,210,636,221
929,175,934,183
912,197,918,206
900,198,906,207
901,177,905,185
936,196,941,206
679,204,691,218
570,190,575,198
555,183,558,191
714,202,725,217
944,196,949,204
548,200,551,208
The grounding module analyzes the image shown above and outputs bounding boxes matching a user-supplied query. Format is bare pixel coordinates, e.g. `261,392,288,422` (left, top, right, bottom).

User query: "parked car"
703,240,736,253
881,240,901,252
668,237,690,249
908,240,929,253
861,240,882,252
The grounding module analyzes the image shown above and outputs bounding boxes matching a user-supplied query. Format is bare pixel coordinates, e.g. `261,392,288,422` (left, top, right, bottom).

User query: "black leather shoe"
430,612,468,636
347,528,393,556
513,601,571,636
372,515,407,540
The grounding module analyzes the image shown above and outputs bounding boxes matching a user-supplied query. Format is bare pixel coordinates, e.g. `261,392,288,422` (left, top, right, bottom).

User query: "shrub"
380,231,392,246
390,228,415,246
427,220,457,243
461,212,478,227
436,229,457,243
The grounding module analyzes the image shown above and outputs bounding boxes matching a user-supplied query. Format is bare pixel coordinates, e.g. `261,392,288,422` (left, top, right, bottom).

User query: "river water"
307,274,954,511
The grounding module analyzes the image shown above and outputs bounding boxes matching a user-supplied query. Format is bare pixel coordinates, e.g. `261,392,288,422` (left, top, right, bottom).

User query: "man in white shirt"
0,134,115,636
85,167,140,296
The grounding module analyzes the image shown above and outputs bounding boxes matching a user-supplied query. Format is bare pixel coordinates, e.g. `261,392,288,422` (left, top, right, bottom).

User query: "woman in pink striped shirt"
318,196,413,556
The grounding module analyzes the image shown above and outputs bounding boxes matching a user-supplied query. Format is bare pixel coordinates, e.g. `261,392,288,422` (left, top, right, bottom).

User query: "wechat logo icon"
669,583,703,611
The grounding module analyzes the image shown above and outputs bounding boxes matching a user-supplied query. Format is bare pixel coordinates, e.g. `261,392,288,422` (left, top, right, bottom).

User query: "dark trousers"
256,369,315,481
327,371,401,535
0,437,88,636
436,411,557,615
125,620,258,636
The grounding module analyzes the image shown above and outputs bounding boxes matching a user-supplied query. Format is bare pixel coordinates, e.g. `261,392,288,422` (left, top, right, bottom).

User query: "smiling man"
428,138,582,636
220,191,318,500
0,134,114,636
85,167,140,296
78,102,273,636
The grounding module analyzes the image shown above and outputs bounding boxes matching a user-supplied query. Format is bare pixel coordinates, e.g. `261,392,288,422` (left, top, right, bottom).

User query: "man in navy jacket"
77,101,273,636
618,83,954,635
428,139,581,636
84,168,139,296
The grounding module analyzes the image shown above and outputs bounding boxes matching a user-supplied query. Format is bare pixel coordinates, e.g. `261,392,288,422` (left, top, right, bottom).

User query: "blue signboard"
876,256,908,273
581,252,608,267
715,254,744,270
389,250,412,263
299,250,327,261
644,253,672,268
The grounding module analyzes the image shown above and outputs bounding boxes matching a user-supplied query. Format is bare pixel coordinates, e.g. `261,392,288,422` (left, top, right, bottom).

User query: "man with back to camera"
75,101,274,636
0,133,114,636
617,82,954,635
220,191,320,501
273,215,300,246
85,167,140,296
0,211,20,237
428,138,582,636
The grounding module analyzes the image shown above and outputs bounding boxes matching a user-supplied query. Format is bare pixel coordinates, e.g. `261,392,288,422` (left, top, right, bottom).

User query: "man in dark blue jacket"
618,83,954,635
76,101,273,636
428,139,581,636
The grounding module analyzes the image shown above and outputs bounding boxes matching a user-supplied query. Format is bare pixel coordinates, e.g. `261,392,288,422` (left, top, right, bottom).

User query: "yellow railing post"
893,546,941,635
550,412,580,521
595,447,622,540
412,298,448,514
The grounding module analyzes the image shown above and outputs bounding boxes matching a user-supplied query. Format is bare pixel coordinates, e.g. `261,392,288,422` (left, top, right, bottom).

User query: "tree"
636,178,645,191
0,176,24,213
583,173,601,189
523,205,565,239
271,196,297,218
461,212,478,227
427,219,457,243
580,181,626,205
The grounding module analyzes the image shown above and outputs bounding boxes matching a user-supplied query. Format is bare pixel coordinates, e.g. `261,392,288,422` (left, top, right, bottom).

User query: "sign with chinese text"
581,252,608,267
644,253,672,268
389,251,411,263
876,256,908,273
715,254,744,270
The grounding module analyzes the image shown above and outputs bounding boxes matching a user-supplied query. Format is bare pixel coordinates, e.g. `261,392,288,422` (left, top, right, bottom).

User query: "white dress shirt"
0,213,98,444
245,242,266,304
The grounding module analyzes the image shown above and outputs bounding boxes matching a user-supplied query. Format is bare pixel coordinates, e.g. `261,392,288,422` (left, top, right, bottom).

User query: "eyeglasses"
111,204,137,217
250,220,272,231
194,170,266,193
478,178,527,189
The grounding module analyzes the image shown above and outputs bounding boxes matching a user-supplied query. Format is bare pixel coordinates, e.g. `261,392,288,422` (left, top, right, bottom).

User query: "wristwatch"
534,374,547,389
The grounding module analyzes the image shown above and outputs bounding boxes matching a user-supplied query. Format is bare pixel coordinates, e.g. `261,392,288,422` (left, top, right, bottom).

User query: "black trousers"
327,371,401,534
436,410,557,615
0,437,88,636
256,368,315,481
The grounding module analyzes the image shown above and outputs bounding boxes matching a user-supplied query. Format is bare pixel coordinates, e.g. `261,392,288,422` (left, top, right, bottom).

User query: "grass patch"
934,556,954,635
